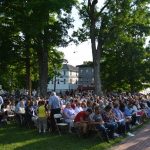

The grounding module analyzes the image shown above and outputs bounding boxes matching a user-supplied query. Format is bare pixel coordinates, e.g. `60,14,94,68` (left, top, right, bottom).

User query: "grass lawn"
0,123,122,150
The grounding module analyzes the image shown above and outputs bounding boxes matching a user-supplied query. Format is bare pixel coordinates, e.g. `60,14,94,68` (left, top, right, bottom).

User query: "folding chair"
54,114,68,136
7,114,15,122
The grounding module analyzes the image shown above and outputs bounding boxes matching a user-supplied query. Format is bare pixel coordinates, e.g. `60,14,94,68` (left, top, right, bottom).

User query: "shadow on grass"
0,123,122,150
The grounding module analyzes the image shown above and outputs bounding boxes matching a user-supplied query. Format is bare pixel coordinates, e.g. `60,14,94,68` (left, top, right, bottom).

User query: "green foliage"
76,0,150,93
0,0,77,93
48,49,65,80
100,0,150,92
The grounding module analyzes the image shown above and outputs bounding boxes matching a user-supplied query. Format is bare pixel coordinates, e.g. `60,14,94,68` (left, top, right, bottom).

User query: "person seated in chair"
74,108,92,137
102,105,119,138
92,106,111,142
113,103,126,136
63,102,76,133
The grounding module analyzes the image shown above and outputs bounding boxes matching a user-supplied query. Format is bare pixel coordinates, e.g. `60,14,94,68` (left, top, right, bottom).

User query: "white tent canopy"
140,88,150,95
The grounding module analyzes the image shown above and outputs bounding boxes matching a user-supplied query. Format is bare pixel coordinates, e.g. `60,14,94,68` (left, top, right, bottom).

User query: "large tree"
31,0,77,96
0,0,77,96
75,0,150,95
100,0,150,92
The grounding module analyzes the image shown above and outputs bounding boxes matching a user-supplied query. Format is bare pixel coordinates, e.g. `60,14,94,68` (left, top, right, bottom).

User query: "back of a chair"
54,113,68,136
54,114,62,119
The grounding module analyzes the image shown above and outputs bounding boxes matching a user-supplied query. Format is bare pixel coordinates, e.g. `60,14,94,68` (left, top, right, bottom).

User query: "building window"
64,79,66,84
57,79,59,84
51,80,53,84
92,78,94,83
64,70,66,76
70,79,72,84
76,80,78,84
70,71,72,75
86,69,88,73
80,69,83,73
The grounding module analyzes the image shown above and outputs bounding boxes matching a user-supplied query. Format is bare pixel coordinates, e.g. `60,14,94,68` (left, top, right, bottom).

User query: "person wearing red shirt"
74,108,92,136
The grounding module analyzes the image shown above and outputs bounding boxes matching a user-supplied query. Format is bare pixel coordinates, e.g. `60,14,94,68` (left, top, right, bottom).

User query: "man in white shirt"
48,92,61,132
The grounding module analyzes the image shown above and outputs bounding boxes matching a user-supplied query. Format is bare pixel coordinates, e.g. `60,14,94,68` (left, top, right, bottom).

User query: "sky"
58,0,106,66
58,41,93,66
58,1,150,67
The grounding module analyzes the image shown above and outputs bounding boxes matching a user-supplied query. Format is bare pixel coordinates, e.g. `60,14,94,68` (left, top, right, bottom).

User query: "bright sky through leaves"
58,0,106,66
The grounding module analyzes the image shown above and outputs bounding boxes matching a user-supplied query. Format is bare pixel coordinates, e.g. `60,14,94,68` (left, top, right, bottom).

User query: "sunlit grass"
0,123,124,150
1,118,149,150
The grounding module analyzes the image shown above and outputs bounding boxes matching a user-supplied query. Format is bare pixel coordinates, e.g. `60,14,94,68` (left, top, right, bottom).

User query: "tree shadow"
0,124,109,150
14,135,100,150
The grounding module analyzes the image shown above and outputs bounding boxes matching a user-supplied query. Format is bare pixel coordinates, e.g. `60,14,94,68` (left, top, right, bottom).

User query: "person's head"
51,92,56,96
76,101,81,107
26,100,31,106
66,102,71,108
38,100,45,106
86,108,92,115
94,106,101,114
105,105,112,112
20,100,25,107
81,102,87,108
37,97,41,101
92,102,99,109
113,103,119,109
87,100,93,107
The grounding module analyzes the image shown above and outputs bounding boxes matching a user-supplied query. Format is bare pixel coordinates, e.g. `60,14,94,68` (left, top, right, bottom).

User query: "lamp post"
54,70,57,92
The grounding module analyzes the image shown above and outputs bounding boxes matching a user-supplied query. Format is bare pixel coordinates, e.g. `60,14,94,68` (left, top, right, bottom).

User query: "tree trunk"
89,0,103,96
93,54,103,96
25,34,32,96
37,34,48,97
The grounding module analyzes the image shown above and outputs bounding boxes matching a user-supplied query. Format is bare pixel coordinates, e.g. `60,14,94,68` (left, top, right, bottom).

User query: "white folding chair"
54,114,68,136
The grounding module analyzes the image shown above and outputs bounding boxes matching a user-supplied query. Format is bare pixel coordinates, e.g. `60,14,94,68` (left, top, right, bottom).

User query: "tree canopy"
0,0,149,95
74,0,150,94
0,0,77,96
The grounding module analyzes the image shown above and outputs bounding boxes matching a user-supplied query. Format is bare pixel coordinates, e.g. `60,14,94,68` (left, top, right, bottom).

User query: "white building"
47,64,78,93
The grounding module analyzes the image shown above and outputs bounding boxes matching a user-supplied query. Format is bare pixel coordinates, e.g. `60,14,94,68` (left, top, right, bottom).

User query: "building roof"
76,64,93,68
63,64,78,71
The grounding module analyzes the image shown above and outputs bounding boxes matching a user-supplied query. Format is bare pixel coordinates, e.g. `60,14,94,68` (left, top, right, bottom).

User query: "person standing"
38,100,47,133
48,92,61,132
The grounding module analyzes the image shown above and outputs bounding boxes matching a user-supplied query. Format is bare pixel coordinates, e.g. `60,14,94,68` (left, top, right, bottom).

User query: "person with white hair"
63,102,76,133
48,92,61,132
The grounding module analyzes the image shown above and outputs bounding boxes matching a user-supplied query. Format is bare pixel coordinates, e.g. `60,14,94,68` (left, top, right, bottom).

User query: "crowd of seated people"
63,93,149,141
0,91,150,142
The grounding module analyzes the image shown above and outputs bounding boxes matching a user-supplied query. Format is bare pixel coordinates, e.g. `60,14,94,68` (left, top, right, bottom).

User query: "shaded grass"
0,124,122,150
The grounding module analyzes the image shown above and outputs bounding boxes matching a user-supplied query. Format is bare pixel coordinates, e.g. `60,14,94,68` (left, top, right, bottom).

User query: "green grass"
0,123,122,150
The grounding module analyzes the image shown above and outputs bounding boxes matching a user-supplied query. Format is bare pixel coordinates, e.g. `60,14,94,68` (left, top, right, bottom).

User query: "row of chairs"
53,114,98,138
